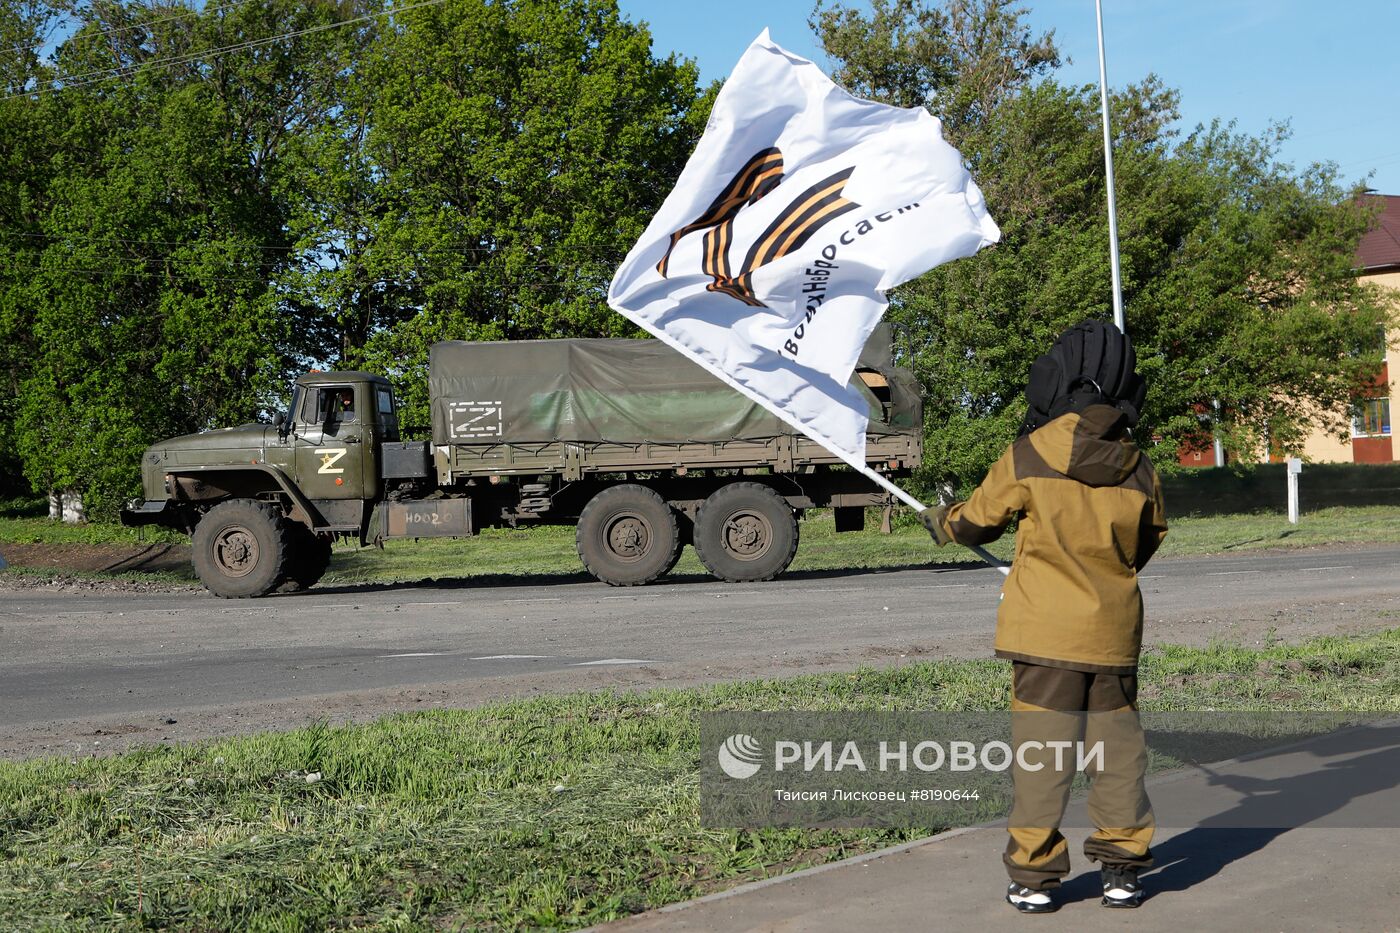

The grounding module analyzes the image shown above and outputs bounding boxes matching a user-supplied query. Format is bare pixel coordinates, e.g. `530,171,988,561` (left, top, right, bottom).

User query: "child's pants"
1004,661,1154,890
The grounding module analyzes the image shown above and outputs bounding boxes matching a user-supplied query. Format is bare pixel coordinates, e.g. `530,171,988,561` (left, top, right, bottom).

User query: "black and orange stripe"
655,148,861,307
741,167,858,272
655,147,784,278
706,167,859,306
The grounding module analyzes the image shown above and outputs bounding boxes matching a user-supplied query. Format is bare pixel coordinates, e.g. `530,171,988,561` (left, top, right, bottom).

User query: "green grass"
1154,505,1400,555
5,504,1400,590
321,504,1400,587
2,628,1397,931
0,496,183,548
322,513,1015,588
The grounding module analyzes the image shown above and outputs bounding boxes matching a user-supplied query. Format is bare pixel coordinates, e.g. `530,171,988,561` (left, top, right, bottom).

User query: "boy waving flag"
607,29,999,472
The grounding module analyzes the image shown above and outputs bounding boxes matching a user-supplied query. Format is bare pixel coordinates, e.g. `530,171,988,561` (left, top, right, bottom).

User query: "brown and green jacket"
929,405,1168,674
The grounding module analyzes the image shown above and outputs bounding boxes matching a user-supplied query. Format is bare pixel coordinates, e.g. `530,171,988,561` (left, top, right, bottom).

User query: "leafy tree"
2,1,366,515
0,0,711,511
324,0,710,433
0,0,61,497
814,0,1395,491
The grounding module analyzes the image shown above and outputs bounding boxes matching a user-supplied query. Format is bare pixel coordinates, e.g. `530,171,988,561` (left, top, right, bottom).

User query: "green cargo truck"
121,331,922,597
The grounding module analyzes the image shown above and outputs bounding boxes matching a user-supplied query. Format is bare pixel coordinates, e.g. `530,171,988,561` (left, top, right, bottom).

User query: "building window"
1353,398,1391,437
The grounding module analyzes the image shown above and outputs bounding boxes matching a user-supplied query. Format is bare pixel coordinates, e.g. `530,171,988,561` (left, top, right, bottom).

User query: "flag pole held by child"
608,30,1008,575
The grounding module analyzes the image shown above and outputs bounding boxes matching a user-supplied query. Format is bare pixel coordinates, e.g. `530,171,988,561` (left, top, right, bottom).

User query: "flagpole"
1095,0,1126,334
855,463,1011,575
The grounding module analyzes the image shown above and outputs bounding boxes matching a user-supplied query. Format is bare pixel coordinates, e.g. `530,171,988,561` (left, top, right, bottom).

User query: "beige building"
1291,194,1397,464
1177,195,1399,468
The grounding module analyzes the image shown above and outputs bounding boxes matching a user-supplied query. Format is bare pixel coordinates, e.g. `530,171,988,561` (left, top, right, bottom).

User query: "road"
1,546,1396,757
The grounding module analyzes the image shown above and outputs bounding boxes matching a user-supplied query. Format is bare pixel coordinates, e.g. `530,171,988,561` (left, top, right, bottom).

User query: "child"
922,320,1167,913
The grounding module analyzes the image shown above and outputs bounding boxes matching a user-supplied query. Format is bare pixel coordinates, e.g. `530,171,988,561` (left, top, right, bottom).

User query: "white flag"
608,30,1000,468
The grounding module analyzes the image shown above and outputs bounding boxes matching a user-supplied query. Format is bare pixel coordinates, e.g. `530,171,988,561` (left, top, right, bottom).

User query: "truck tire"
576,484,679,586
693,482,798,583
191,499,292,598
277,524,333,593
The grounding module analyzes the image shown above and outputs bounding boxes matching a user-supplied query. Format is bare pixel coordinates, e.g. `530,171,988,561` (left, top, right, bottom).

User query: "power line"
0,229,637,253
2,249,624,271
5,2,402,96
24,264,612,289
0,1,244,58
1,0,448,101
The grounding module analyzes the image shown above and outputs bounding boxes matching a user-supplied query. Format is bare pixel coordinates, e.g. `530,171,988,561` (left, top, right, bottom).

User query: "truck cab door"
294,384,376,501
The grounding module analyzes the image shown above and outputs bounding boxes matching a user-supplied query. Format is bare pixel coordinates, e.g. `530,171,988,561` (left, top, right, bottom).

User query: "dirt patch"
0,541,191,575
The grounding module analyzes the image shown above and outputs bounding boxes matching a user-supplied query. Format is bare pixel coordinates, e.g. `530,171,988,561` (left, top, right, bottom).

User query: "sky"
617,0,1400,195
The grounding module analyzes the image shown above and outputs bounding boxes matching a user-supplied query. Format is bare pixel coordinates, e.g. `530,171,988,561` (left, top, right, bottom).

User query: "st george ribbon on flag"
607,29,1001,470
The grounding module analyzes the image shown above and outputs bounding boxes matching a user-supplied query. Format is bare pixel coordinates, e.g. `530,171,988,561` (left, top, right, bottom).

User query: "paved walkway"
604,722,1400,932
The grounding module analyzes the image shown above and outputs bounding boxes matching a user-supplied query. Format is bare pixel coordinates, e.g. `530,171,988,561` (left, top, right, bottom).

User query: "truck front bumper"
120,499,173,527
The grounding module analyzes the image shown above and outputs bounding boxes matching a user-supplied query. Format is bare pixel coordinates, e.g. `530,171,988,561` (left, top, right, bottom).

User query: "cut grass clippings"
2,628,1398,931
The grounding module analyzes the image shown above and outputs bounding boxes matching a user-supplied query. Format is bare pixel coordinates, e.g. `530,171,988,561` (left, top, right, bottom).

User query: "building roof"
1357,194,1400,272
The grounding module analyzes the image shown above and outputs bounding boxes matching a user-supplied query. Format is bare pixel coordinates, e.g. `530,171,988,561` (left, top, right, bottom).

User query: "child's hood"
1026,404,1141,487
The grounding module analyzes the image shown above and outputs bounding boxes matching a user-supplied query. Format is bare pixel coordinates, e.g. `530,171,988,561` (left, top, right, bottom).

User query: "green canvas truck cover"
429,329,919,447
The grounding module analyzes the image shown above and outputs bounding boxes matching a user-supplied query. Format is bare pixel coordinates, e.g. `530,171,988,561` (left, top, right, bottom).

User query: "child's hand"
918,505,953,546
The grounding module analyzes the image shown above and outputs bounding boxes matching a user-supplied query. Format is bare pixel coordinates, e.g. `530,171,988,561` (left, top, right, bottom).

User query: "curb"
585,823,990,930
590,715,1400,929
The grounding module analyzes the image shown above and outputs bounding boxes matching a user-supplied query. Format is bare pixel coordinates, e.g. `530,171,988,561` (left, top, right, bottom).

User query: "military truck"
121,331,922,597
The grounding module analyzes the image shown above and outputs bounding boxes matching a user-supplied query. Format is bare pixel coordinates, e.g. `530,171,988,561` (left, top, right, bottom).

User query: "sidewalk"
603,723,1400,932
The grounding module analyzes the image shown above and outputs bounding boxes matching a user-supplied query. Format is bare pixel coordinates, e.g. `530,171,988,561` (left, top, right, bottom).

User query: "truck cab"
284,372,400,518
121,371,400,596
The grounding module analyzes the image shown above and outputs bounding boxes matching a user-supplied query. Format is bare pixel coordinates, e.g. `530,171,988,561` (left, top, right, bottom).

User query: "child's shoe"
1100,865,1144,908
1006,882,1058,913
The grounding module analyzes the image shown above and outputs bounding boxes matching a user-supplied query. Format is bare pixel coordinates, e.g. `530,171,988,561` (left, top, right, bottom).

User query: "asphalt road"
1,546,1397,756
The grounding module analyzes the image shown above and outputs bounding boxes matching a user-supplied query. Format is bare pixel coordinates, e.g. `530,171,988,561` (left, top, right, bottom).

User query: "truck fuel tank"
381,498,472,537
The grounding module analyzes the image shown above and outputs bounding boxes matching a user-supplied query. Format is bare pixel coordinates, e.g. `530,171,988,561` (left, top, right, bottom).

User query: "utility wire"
1,0,447,101
2,250,623,271
27,264,609,289
0,1,244,58
0,229,637,253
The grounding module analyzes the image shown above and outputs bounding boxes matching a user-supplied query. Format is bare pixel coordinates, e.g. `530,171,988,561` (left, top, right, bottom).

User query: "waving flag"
608,29,1000,468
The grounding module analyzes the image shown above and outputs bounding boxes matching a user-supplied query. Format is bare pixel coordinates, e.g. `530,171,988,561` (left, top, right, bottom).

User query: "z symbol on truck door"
316,448,347,474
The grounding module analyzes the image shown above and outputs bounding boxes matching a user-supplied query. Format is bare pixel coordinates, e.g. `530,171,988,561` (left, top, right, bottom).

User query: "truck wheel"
576,484,679,586
191,499,291,598
694,483,798,583
277,524,333,593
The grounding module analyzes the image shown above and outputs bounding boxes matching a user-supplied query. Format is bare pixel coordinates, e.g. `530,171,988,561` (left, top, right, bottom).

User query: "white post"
1286,457,1302,524
854,463,1011,575
1095,0,1126,334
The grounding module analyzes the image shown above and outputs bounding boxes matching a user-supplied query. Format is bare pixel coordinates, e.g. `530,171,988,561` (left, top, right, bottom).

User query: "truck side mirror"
273,411,286,428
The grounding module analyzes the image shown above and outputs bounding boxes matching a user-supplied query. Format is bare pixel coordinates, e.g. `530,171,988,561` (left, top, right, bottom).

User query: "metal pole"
855,463,1011,575
1212,398,1226,467
1095,0,1126,334
1286,457,1302,524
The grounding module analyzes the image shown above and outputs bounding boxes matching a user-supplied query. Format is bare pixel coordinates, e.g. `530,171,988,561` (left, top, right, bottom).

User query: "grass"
4,503,1400,590
1,628,1397,930
322,504,1400,587
1157,505,1400,555
0,495,186,553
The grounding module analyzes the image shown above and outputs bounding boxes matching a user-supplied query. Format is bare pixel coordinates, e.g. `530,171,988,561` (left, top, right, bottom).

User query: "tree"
1,1,367,515
324,0,710,433
814,0,1395,490
0,0,62,497
0,0,712,512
